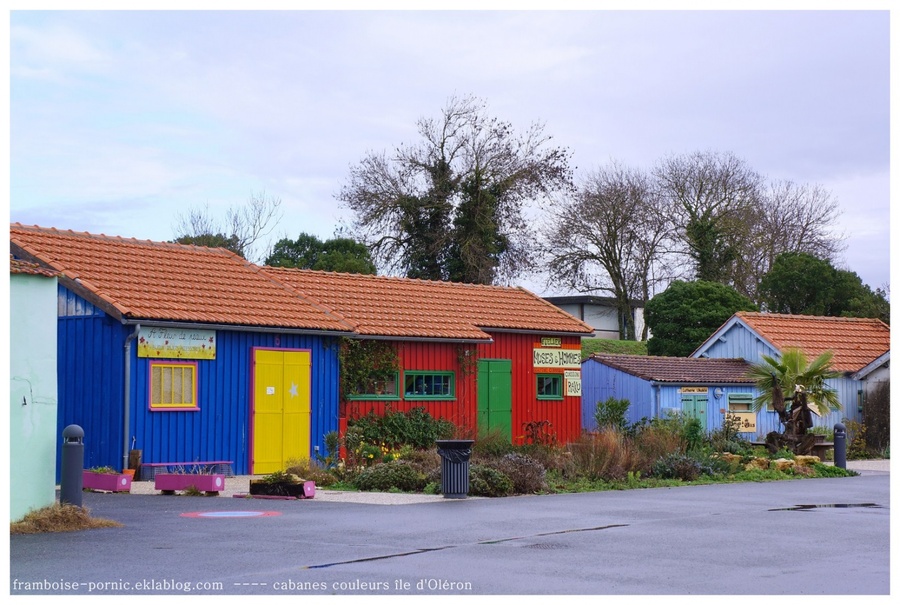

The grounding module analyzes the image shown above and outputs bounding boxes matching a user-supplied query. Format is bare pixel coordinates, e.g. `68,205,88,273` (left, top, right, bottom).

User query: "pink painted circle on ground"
180,510,281,518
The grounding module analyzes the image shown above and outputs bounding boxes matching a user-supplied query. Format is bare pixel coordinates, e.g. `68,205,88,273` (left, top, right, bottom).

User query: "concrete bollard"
59,424,85,507
833,423,847,469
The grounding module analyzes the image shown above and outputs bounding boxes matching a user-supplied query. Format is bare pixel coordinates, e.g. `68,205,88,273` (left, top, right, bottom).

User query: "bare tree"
172,191,283,263
735,179,845,300
542,161,673,340
339,95,573,284
653,150,763,285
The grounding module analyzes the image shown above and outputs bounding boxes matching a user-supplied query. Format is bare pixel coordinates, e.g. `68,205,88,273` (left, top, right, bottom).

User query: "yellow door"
252,349,311,474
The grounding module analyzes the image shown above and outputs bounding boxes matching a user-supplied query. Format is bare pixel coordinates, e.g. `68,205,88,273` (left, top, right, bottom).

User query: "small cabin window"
404,371,454,400
150,361,198,410
727,393,753,412
536,374,563,400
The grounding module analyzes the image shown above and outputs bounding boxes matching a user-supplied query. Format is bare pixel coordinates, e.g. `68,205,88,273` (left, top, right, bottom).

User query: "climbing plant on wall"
338,338,401,399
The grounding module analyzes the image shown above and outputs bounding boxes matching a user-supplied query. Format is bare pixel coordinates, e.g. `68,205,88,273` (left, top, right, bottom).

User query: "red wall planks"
343,333,583,445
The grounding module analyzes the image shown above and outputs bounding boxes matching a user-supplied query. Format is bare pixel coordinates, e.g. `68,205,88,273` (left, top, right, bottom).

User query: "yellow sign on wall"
533,348,581,369
726,412,757,433
138,327,216,360
680,387,709,394
564,370,581,397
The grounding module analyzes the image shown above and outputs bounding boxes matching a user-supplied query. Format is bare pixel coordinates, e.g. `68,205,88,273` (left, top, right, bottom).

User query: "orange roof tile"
734,311,890,373
262,267,594,340
9,255,59,278
10,224,353,332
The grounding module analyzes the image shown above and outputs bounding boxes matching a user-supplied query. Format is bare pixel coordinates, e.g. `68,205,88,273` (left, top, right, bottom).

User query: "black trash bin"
436,439,474,499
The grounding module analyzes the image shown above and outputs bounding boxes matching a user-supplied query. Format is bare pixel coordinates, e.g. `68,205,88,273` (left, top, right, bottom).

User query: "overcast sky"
8,5,892,297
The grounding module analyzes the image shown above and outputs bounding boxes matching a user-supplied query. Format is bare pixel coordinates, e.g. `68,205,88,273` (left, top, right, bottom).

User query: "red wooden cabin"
263,269,593,444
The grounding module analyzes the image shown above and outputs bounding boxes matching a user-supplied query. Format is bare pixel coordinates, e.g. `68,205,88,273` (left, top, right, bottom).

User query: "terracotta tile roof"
587,353,755,383
733,311,890,373
9,255,59,277
262,267,595,340
10,224,353,332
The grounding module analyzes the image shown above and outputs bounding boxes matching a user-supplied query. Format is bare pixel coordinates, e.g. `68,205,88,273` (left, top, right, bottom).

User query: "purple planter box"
83,471,133,492
154,474,225,494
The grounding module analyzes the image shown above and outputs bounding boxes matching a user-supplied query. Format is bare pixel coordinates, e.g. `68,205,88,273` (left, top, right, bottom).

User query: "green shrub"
489,453,547,494
348,406,455,450
810,462,857,478
468,464,514,497
353,461,425,492
284,459,339,487
594,397,631,433
473,428,515,458
650,452,725,481
650,453,703,481
682,417,705,452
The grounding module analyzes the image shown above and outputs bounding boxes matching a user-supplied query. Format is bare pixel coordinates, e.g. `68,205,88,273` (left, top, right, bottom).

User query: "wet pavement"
9,463,890,596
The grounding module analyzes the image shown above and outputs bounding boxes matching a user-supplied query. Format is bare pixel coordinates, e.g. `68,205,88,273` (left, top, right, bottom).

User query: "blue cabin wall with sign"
56,285,341,477
580,356,758,436
697,323,864,427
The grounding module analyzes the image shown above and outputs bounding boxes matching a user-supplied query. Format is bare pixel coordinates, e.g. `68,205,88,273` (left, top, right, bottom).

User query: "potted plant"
154,470,225,495
249,471,315,499
82,466,133,493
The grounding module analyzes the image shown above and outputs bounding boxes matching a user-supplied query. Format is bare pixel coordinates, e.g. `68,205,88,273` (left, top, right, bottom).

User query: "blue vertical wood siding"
57,303,127,473
700,322,864,425
582,356,858,440
56,286,341,477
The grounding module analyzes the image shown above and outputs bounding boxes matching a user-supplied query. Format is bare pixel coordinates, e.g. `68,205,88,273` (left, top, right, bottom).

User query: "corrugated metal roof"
10,224,354,332
587,353,754,383
263,267,595,340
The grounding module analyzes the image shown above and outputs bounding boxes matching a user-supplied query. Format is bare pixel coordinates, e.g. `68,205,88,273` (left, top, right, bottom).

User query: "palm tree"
747,348,841,417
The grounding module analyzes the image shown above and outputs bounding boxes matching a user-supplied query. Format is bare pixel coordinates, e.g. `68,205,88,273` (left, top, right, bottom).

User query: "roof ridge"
738,310,887,325
264,265,563,294
10,223,247,257
592,352,747,362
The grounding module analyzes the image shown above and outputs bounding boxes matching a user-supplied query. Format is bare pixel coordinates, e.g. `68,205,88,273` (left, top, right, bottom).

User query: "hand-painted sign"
540,337,562,348
726,412,757,432
564,370,582,397
138,327,217,359
533,348,581,369
680,387,709,394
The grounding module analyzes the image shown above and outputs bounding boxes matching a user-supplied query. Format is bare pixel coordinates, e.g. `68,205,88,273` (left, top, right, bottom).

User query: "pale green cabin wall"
10,274,59,521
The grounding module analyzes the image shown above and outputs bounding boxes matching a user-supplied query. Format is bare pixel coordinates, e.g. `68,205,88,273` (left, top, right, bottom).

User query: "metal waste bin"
436,439,474,499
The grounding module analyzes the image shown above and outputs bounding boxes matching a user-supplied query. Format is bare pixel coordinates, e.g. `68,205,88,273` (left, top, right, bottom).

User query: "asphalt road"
9,472,889,596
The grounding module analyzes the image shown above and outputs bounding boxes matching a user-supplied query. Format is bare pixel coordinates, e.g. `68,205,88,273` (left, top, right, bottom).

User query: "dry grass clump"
567,430,644,481
10,503,122,534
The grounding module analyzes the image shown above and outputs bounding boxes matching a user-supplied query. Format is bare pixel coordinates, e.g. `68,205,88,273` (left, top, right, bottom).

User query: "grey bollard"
833,423,847,469
60,424,85,507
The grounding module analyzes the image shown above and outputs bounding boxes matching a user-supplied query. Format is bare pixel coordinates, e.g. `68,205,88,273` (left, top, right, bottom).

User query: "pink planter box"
154,474,225,494
83,471,133,492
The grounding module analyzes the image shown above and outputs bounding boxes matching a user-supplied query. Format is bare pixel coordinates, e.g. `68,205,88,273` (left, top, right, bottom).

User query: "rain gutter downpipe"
123,324,140,471
651,381,662,420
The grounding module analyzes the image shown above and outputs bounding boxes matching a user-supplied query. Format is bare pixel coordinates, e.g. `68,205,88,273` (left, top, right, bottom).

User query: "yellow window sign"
725,412,757,433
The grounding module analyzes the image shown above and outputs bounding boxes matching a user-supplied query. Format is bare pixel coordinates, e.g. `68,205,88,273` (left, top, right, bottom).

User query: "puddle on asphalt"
768,503,883,512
